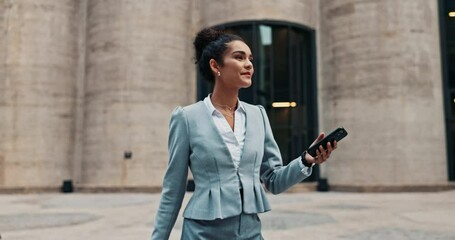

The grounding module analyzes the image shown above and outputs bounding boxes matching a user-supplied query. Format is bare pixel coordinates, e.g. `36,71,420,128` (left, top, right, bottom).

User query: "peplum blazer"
151,101,311,240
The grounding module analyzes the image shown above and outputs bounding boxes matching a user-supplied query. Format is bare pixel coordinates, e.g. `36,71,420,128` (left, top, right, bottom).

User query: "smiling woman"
151,27,337,240
209,40,254,94
197,22,318,176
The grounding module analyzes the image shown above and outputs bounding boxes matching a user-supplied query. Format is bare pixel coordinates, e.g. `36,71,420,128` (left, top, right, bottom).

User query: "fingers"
319,145,327,159
326,141,335,158
308,135,340,165
315,145,327,164
317,132,325,141
310,132,325,147
315,142,336,164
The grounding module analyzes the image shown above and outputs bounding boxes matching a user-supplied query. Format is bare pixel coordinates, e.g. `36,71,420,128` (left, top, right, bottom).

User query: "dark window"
197,21,318,182
440,0,455,180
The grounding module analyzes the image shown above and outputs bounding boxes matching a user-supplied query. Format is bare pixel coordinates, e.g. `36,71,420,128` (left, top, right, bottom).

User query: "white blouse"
204,95,246,171
203,95,312,187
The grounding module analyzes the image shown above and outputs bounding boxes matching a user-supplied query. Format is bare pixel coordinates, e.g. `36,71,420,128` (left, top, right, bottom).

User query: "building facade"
0,0,453,192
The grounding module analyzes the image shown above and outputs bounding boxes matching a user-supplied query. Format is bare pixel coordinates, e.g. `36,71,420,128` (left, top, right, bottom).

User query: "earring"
217,71,221,77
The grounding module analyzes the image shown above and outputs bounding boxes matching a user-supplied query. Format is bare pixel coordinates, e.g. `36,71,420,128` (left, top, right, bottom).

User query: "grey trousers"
181,213,263,240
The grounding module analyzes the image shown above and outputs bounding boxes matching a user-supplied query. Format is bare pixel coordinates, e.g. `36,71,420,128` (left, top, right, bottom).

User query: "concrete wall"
319,0,447,188
0,0,450,191
81,0,194,188
0,0,81,189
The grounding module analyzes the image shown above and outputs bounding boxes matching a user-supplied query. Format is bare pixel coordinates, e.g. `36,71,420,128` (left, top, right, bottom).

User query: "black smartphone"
307,127,348,157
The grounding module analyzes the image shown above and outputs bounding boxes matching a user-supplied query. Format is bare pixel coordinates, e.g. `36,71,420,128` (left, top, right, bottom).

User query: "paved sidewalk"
0,190,454,240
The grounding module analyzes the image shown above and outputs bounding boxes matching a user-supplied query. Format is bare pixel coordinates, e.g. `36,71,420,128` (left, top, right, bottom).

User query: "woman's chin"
240,80,252,88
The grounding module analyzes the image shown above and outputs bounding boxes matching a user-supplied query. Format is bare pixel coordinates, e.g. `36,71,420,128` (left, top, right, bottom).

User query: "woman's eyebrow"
232,50,246,55
231,50,253,58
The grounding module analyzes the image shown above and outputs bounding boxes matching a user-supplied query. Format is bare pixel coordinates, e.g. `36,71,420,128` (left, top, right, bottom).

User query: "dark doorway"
440,0,455,180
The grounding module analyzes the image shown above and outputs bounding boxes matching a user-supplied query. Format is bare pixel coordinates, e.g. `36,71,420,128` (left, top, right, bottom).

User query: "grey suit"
151,101,311,239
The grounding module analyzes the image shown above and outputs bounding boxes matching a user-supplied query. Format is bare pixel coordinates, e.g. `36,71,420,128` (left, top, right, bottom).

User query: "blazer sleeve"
151,107,190,240
258,105,310,194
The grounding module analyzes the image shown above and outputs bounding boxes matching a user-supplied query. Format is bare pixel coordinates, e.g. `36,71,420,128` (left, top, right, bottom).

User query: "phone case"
307,127,348,157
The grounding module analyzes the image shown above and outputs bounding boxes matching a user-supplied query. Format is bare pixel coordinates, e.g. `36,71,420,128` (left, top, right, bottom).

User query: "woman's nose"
245,59,253,69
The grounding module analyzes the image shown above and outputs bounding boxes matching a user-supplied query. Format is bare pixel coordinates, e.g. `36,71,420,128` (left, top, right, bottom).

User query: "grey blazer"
151,101,310,239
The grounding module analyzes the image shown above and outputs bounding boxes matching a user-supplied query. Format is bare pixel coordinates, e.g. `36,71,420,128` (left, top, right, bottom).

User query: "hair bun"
193,27,224,63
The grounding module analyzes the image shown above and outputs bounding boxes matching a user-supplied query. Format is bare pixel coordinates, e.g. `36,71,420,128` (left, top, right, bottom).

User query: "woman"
151,27,337,240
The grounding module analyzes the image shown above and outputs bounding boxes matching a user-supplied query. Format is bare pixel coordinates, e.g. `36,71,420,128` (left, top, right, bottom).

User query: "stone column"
319,0,447,189
83,0,193,188
0,0,81,189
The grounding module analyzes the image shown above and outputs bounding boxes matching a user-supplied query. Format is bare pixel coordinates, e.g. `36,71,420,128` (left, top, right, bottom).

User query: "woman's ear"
209,59,219,76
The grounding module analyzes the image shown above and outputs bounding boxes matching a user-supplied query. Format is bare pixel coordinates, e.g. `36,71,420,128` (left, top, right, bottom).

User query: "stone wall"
0,0,81,189
319,0,447,188
81,0,194,188
0,0,450,191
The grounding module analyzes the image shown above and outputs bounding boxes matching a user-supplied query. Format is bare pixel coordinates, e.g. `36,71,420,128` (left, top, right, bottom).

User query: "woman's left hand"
304,132,338,165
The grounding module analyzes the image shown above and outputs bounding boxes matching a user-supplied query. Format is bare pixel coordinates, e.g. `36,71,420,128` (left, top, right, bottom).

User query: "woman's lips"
241,72,252,77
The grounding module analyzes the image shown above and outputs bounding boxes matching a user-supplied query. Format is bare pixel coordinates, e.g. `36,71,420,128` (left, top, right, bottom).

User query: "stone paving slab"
0,190,454,239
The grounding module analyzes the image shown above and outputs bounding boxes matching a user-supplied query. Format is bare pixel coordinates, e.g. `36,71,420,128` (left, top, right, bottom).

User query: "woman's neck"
211,84,239,109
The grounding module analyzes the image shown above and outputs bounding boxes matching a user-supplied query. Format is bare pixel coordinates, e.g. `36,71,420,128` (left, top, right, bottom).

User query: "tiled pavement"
0,190,454,239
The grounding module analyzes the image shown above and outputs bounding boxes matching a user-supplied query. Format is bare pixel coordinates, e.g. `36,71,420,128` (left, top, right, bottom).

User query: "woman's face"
217,40,254,89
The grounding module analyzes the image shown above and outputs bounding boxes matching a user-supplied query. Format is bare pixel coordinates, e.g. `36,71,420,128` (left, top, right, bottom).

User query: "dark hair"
193,27,244,83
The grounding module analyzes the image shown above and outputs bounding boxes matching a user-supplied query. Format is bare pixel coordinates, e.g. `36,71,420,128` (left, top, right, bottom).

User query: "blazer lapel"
198,102,235,166
195,101,256,170
238,103,255,168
